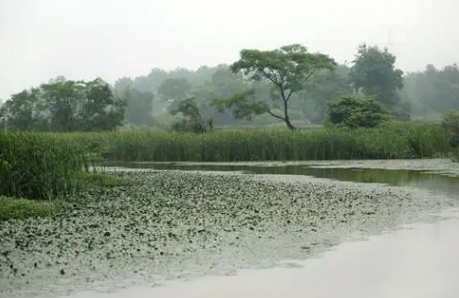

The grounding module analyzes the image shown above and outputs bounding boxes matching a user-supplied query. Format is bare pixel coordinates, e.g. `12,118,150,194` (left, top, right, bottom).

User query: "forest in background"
0,43,458,131
115,60,459,128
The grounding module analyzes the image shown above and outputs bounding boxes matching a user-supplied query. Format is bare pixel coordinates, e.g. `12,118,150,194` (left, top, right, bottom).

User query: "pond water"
104,161,459,195
82,162,459,298
52,209,459,298
7,161,459,298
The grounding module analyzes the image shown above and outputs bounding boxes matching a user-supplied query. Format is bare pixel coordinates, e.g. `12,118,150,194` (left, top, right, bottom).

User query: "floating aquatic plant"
0,170,454,297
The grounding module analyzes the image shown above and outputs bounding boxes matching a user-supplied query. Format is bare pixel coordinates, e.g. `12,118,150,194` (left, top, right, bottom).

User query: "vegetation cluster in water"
0,171,455,297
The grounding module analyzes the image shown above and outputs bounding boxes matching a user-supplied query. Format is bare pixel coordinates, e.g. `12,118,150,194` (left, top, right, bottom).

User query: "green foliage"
0,123,450,207
0,197,55,221
216,44,336,130
95,123,450,162
0,131,88,200
325,95,393,128
442,110,459,136
232,44,336,92
212,89,269,121
73,172,133,188
0,78,126,132
191,67,250,126
441,111,459,158
0,130,133,205
349,44,405,113
104,56,459,127
169,98,211,133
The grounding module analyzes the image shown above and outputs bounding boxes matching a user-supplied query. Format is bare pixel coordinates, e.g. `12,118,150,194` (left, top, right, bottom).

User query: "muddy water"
53,209,459,298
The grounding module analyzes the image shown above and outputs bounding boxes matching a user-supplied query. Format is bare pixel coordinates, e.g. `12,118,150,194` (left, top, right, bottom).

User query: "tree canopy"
349,44,405,114
212,44,337,130
0,78,125,132
2,42,458,131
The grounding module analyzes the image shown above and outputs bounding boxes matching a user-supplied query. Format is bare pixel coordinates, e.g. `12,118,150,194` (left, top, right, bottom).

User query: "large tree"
212,44,337,130
0,78,125,132
349,43,404,112
0,88,46,130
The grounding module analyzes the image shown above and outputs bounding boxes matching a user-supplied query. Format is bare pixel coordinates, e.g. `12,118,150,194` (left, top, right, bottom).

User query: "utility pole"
377,24,402,51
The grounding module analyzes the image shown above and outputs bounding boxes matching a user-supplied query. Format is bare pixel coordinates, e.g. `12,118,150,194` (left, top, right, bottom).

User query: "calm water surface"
104,161,459,195
54,163,459,298
56,209,459,298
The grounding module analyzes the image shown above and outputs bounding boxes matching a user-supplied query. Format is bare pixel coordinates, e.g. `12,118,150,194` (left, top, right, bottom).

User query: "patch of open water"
51,209,459,298
102,161,459,196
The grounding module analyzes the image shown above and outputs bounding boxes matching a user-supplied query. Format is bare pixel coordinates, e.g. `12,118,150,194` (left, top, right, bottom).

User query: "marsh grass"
0,123,452,203
0,197,55,221
0,131,88,200
73,171,134,188
96,122,452,162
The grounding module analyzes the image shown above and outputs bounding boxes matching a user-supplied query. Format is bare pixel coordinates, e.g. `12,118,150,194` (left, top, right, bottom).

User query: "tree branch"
261,70,276,84
285,89,293,102
301,68,317,85
267,110,286,121
279,87,288,103
281,68,316,103
273,103,284,112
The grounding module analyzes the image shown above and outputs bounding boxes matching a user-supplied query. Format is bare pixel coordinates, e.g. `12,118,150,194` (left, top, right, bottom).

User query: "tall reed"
0,131,88,200
96,122,452,162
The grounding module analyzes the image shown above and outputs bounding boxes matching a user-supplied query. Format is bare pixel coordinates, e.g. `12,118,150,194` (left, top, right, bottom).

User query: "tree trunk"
283,97,296,131
284,116,296,130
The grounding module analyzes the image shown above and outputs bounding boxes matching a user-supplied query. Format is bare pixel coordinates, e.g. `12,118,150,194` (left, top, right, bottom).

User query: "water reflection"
105,162,459,195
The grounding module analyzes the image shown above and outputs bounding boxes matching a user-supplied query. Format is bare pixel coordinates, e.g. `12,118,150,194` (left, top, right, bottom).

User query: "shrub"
325,95,393,128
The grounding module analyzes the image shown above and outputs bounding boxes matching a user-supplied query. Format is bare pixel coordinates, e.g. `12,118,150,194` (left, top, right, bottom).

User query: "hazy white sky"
0,0,458,99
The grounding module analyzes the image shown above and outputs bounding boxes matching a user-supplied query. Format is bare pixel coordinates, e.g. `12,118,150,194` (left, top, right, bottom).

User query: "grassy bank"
77,122,452,162
0,197,56,221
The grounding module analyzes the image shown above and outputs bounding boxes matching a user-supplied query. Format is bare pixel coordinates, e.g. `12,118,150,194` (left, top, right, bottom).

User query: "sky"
0,0,458,100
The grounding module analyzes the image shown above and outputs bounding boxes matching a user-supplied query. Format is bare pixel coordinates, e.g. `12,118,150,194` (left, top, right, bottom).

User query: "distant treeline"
0,43,458,132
